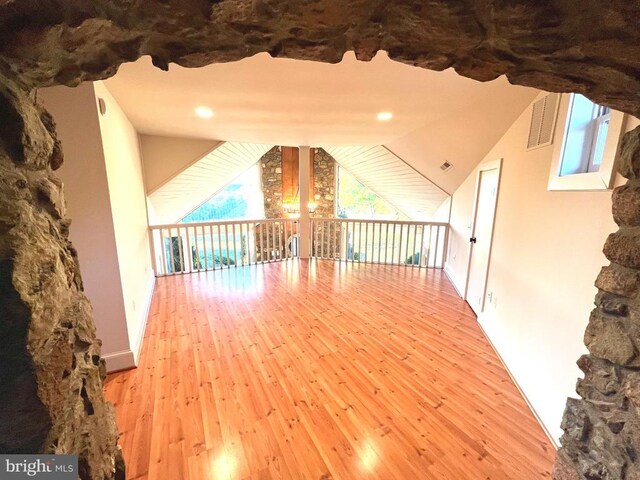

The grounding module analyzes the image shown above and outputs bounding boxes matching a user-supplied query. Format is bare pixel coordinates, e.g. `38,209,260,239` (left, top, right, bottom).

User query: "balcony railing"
149,218,449,276
149,218,299,276
310,219,448,268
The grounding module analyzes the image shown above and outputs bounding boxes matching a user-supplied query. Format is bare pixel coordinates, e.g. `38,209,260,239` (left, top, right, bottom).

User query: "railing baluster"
377,223,382,264
225,224,231,267
267,221,271,262
179,226,187,273
418,225,425,268
193,225,200,271
343,222,348,263
210,224,216,270
258,222,264,263
392,223,397,265
184,226,192,273
241,222,246,266
320,220,325,259
200,225,207,271
357,221,362,263
215,224,221,269
442,224,449,269
397,223,403,265
167,227,175,275
404,224,410,267
411,225,418,268
246,223,252,265
159,228,167,276
311,219,315,257
207,224,213,270
271,221,277,261
364,221,369,263
332,221,337,260
384,223,389,265
433,225,440,268
283,220,288,260
231,223,237,267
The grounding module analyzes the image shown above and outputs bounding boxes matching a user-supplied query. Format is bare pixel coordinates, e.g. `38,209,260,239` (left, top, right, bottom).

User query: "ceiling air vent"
440,161,453,171
527,92,560,150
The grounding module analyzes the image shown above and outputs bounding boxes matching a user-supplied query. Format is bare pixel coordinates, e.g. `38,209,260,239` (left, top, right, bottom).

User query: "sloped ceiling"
148,142,273,224
140,134,220,193
104,51,538,193
324,145,448,220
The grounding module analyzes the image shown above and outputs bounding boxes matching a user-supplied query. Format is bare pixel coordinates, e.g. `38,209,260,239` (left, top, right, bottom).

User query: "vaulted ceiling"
104,51,538,193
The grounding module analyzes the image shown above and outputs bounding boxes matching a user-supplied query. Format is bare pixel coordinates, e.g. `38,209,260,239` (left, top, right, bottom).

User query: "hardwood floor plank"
104,260,555,479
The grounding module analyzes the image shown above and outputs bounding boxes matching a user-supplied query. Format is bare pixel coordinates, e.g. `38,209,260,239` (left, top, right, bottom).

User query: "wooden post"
299,146,311,259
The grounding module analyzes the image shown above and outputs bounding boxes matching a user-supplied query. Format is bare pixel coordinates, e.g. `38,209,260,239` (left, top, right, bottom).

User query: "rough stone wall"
1,2,639,119
260,146,284,219
311,148,341,258
0,73,123,478
312,148,336,218
554,126,640,479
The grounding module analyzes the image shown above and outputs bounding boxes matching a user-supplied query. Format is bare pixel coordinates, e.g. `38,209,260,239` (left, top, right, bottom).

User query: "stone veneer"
312,148,337,218
311,148,341,258
260,147,284,219
1,1,640,478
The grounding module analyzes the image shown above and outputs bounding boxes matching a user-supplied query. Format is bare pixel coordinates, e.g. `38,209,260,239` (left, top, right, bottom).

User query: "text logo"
0,455,77,479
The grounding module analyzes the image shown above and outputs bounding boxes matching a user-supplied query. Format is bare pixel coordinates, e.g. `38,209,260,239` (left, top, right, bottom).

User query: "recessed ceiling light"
195,106,214,119
377,111,393,121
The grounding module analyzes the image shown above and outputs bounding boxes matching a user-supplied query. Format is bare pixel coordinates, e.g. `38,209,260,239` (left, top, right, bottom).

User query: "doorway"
465,159,502,316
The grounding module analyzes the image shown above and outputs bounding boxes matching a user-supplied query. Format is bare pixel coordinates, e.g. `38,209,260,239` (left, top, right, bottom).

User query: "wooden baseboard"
103,349,136,372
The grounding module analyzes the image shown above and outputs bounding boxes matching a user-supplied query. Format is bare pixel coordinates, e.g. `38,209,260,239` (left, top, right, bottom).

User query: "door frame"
463,158,503,315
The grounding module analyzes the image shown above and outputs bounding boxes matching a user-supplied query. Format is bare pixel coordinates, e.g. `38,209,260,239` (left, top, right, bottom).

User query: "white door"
466,167,500,316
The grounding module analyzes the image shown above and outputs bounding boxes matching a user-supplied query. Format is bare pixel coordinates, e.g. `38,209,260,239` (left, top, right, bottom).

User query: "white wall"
446,91,640,442
40,82,155,372
39,84,132,365
140,134,219,193
94,82,155,364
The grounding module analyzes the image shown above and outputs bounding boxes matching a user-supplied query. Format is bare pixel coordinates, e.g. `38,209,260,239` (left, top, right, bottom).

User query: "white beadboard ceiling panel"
323,145,449,220
149,141,273,224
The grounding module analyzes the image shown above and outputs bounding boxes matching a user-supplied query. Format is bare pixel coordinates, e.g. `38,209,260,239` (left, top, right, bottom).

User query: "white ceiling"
105,52,537,146
324,145,448,220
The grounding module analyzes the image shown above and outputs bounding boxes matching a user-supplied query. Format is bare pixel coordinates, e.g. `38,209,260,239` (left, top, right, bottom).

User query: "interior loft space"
37,48,638,479
4,5,638,478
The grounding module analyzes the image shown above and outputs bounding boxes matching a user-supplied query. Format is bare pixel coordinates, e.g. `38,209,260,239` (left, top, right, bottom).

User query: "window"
559,94,611,176
180,164,264,223
336,166,401,220
548,93,626,191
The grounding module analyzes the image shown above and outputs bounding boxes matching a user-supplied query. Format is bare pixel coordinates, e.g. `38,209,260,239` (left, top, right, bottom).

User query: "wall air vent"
440,161,453,171
527,92,560,150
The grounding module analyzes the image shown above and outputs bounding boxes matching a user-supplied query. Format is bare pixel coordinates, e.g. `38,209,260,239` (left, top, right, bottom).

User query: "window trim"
547,93,626,191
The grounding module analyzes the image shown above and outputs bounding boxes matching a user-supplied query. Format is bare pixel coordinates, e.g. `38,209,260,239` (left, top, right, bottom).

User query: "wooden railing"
310,219,449,268
149,218,299,276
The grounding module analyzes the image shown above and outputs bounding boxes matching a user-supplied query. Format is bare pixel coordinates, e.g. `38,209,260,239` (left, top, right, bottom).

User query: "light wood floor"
104,260,555,480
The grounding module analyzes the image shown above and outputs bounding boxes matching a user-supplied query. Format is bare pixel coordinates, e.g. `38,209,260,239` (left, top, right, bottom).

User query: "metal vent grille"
527,93,560,150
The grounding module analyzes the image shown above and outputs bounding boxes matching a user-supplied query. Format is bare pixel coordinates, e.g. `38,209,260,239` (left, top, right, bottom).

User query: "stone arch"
1,2,639,478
